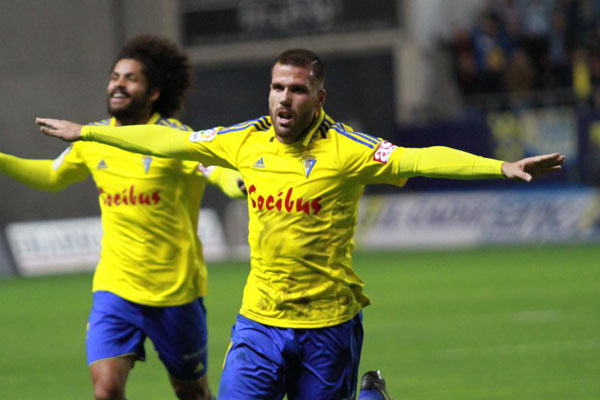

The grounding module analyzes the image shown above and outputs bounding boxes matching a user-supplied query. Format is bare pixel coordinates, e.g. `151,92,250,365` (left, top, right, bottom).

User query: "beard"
107,91,152,121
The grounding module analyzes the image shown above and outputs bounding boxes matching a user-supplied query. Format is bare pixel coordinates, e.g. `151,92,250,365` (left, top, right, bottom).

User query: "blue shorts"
86,291,208,380
219,313,364,400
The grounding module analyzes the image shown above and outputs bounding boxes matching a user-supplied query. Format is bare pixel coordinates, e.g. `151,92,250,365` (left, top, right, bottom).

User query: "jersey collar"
300,107,326,147
271,107,326,149
109,112,161,127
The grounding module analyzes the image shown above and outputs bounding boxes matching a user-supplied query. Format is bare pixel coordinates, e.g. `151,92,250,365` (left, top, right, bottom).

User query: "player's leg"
288,312,364,400
358,370,393,400
218,314,289,400
145,297,212,400
168,374,212,400
87,291,147,400
90,357,135,400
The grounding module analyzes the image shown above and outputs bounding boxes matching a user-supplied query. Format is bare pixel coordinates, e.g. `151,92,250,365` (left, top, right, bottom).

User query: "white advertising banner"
355,188,600,249
6,208,226,276
6,217,102,276
7,189,600,275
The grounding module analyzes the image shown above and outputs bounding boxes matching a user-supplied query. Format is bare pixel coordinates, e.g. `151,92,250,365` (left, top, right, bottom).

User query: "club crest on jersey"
302,155,316,178
373,140,398,164
142,156,152,174
189,128,217,143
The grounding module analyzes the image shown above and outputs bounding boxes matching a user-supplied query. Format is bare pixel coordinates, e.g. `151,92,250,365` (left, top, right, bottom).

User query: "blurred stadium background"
1,0,599,398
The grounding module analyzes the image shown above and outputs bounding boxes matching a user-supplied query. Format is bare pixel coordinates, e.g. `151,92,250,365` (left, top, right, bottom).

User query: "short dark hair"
274,49,325,86
113,35,191,117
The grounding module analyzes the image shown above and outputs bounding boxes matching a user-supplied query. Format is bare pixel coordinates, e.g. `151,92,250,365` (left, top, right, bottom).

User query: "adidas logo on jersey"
253,157,265,169
97,160,108,169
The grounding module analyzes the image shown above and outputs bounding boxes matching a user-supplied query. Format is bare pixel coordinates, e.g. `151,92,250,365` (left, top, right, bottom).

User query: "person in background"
2,35,245,400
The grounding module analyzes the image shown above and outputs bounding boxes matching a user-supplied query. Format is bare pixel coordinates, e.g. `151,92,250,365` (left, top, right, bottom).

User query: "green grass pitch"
1,244,599,399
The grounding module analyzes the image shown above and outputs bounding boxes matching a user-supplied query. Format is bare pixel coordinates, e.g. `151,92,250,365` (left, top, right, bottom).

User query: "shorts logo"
373,140,398,164
189,128,217,143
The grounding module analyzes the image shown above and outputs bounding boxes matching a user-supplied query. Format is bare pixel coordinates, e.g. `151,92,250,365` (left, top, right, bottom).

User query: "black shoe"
360,370,393,400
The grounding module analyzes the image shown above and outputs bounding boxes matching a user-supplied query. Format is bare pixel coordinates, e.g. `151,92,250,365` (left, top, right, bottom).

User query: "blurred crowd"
445,0,600,106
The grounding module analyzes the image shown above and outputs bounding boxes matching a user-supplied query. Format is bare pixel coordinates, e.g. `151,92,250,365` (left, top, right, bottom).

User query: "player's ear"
149,88,161,103
317,89,326,107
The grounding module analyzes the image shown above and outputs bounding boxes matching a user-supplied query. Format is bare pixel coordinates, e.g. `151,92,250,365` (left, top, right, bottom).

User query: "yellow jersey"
82,108,504,326
1,113,243,306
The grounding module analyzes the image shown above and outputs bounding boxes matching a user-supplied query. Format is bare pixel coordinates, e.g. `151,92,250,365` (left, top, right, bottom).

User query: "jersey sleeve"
82,124,243,169
339,132,504,184
0,144,89,191
201,165,246,199
392,146,504,179
336,129,408,186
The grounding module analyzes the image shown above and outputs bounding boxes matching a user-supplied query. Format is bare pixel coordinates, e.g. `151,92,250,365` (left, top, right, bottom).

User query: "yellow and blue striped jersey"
82,108,504,326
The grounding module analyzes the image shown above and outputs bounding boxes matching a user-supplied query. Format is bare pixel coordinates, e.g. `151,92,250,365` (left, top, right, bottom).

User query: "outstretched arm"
37,118,173,158
36,118,83,142
0,150,88,191
37,118,179,158
397,146,564,182
36,117,233,168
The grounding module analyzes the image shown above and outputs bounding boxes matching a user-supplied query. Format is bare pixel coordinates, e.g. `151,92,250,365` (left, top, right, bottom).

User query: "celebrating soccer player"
37,48,564,400
2,35,247,400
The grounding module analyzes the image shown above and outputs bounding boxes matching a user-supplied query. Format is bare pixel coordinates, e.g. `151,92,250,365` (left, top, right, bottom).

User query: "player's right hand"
501,153,565,182
36,118,83,142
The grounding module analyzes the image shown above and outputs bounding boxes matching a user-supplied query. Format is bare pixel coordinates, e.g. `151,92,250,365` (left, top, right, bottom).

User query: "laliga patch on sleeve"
189,128,218,143
373,140,398,164
52,145,73,170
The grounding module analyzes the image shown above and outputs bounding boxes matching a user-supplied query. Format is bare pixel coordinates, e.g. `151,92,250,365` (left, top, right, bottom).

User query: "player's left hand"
36,118,83,142
501,153,565,182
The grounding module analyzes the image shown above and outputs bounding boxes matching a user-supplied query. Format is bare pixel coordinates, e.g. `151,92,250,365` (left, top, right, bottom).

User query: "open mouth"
277,110,292,126
110,91,130,102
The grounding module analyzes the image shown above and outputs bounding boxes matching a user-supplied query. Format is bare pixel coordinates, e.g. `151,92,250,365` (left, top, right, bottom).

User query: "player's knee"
93,379,126,400
90,357,132,400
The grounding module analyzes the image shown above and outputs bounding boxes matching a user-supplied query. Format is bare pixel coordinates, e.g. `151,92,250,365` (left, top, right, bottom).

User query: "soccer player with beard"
2,35,245,400
37,49,564,399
